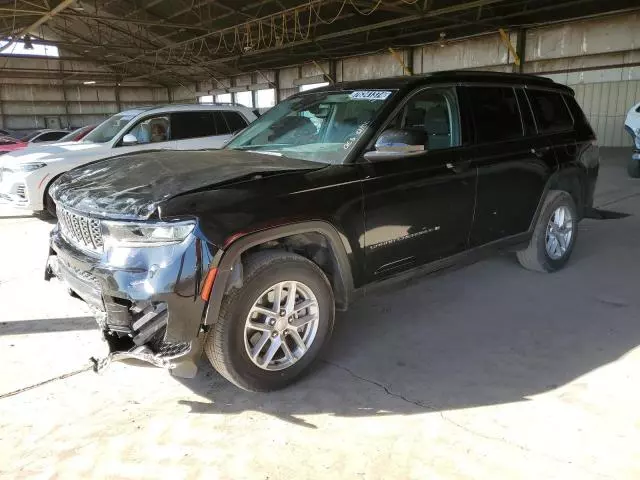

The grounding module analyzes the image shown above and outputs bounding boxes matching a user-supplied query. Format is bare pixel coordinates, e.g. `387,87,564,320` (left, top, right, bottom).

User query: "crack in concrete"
597,191,640,208
323,359,611,478
322,360,435,410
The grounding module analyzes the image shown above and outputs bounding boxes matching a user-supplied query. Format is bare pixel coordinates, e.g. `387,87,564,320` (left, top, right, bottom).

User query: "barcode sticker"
349,90,392,100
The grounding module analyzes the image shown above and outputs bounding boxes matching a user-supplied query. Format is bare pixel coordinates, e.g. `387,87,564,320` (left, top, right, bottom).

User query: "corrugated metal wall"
572,81,640,147
173,12,640,146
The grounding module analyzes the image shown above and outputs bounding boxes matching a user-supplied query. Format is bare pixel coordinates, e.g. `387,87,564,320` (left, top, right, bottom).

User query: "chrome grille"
58,207,104,254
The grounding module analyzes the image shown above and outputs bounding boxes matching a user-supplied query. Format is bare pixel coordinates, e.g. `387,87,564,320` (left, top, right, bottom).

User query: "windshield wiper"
229,144,289,151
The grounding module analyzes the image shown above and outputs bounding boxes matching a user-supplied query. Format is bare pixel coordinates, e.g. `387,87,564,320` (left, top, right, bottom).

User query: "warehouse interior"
2,1,640,478
0,0,638,145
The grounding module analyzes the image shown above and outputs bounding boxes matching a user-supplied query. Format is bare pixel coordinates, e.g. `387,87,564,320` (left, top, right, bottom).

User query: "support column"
0,84,5,130
115,77,122,112
406,47,414,76
251,72,258,108
515,28,526,73
274,69,281,103
60,63,71,128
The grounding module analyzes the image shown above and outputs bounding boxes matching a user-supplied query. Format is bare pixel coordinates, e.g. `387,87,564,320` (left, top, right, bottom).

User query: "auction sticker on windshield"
349,91,392,100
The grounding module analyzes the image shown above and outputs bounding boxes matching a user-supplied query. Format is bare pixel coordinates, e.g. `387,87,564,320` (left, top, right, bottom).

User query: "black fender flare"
203,221,355,325
526,166,586,235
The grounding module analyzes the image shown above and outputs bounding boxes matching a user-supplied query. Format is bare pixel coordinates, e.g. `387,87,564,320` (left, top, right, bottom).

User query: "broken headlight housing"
102,219,196,248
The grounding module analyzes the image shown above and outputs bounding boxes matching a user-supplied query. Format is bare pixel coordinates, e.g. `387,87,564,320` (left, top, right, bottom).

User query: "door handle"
446,159,470,173
531,147,550,158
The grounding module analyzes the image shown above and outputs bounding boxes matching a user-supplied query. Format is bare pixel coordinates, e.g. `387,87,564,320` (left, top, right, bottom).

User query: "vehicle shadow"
176,227,640,423
0,317,97,336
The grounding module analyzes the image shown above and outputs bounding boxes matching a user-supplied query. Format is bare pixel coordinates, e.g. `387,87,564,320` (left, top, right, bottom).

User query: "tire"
43,181,57,218
516,190,578,273
628,159,640,178
204,251,335,392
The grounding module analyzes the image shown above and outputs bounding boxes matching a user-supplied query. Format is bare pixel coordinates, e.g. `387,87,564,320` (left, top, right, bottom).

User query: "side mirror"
121,133,138,146
364,128,428,161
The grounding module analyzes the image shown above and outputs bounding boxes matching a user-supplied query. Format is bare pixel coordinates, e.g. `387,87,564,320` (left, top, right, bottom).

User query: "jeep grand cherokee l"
45,71,599,392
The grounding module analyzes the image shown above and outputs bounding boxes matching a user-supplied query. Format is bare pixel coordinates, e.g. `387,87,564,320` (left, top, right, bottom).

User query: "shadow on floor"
175,217,640,424
0,317,97,336
0,215,41,220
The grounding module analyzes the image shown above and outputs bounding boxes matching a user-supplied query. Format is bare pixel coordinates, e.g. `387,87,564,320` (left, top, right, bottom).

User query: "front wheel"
204,251,335,392
628,159,640,178
516,190,578,273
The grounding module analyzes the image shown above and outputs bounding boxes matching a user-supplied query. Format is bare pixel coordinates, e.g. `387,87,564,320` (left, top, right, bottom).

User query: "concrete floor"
1,148,640,479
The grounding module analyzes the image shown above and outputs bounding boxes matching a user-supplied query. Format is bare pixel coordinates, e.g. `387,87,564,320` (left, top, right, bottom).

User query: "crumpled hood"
1,141,107,167
51,149,325,219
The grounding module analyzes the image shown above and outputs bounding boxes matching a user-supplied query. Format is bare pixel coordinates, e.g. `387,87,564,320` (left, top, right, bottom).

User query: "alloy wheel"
244,280,320,371
545,205,574,260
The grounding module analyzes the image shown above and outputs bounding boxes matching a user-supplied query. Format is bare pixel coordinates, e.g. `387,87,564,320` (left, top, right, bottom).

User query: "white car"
21,129,70,145
0,104,257,215
625,101,640,177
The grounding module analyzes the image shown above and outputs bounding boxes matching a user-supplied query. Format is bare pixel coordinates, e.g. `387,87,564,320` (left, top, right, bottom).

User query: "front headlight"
14,162,47,172
102,219,196,248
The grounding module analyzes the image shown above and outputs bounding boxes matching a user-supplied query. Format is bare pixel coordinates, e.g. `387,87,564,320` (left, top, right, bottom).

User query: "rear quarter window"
527,89,573,134
222,111,248,133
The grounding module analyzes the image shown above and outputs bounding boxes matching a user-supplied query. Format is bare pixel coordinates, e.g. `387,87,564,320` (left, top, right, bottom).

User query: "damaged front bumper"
46,225,217,377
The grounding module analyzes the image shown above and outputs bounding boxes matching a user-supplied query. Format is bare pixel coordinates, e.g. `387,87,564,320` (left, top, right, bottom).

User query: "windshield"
58,127,83,142
226,89,395,164
83,111,142,144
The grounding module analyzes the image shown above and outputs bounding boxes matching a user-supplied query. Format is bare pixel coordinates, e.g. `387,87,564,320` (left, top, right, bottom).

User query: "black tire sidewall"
221,260,334,391
628,159,640,178
535,192,578,271
44,191,57,218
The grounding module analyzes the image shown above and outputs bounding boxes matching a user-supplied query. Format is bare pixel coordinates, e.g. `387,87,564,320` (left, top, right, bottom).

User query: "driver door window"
391,89,460,151
122,115,170,146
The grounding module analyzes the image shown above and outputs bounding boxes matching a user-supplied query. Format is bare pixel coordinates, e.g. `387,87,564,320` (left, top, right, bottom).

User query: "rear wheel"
204,251,335,392
517,190,577,273
628,159,640,178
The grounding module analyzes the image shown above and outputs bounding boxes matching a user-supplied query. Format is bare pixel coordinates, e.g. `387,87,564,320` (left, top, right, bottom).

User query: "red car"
57,125,96,143
0,135,28,155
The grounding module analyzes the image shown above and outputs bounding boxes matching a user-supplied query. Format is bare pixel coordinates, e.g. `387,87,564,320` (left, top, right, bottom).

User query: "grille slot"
16,184,26,199
58,207,104,254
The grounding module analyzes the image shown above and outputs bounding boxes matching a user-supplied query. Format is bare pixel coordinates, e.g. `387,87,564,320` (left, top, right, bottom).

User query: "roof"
305,70,570,94
117,103,256,116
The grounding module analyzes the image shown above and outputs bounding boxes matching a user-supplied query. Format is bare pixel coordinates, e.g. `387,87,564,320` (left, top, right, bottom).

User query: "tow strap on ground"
0,362,94,400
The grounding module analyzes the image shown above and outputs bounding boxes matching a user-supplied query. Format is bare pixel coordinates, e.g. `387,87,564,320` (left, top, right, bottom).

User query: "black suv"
46,71,599,392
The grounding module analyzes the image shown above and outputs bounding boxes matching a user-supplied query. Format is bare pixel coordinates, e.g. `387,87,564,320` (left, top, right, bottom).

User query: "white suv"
0,103,257,215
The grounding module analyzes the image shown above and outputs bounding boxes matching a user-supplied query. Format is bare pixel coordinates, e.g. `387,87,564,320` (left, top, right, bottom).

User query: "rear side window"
223,111,248,133
463,86,523,143
527,89,573,133
36,131,67,142
171,112,216,140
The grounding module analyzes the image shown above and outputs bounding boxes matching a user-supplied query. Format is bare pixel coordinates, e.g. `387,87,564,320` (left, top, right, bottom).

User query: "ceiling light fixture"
439,32,447,48
83,80,96,85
